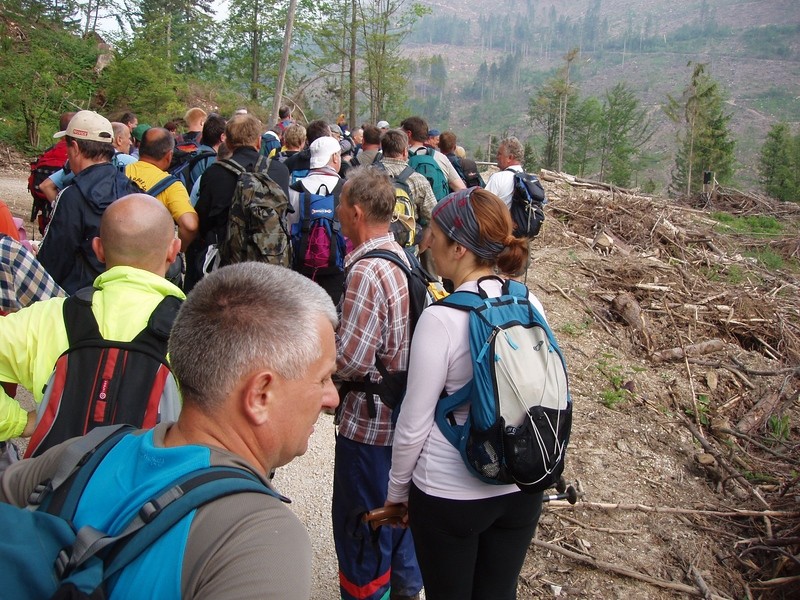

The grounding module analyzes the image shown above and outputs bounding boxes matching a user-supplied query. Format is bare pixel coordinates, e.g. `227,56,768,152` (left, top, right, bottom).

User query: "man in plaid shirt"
0,235,64,314
332,167,423,600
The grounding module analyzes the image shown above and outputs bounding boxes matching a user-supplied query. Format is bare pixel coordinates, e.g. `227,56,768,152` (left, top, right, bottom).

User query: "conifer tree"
665,62,735,196
759,123,797,201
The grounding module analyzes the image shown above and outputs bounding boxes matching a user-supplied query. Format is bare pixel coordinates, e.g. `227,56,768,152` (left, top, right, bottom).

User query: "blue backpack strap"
146,174,179,197
431,291,482,447
60,467,282,585
29,425,135,516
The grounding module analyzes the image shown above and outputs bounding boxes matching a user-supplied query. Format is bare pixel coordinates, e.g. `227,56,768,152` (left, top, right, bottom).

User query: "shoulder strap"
217,159,246,177
358,248,411,277
28,425,135,514
342,248,414,416
62,287,101,346
146,174,179,197
144,295,182,341
254,154,272,174
435,289,483,312
395,166,415,185
60,467,283,583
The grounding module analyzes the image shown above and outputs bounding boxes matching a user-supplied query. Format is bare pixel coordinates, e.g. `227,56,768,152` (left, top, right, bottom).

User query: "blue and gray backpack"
0,425,280,600
435,277,572,493
289,179,347,281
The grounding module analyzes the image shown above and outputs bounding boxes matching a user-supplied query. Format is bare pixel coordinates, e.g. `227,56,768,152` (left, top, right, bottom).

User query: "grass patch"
559,318,592,336
700,264,751,285
711,212,783,236
684,394,711,426
595,357,633,409
745,248,785,270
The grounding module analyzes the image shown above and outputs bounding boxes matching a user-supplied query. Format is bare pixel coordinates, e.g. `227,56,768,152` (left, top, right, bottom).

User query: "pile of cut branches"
536,171,800,597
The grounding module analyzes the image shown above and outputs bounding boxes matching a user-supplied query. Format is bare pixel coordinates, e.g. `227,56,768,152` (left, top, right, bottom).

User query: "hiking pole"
542,485,579,504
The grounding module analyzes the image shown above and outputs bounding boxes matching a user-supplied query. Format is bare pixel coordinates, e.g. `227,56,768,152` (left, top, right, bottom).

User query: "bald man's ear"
91,237,106,264
166,237,181,265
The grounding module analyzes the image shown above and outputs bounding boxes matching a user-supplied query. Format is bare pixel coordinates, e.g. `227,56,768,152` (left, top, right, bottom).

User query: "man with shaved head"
0,194,184,443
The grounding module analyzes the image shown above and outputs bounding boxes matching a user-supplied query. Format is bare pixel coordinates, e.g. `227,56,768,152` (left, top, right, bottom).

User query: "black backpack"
168,140,216,192
25,288,183,458
338,248,442,417
508,168,546,239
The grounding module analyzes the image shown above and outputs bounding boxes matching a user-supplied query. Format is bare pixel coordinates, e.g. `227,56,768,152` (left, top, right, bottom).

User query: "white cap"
309,136,341,169
53,110,113,143
376,120,390,129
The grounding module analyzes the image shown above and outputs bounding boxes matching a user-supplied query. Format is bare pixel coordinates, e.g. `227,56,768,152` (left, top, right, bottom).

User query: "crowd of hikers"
0,105,570,600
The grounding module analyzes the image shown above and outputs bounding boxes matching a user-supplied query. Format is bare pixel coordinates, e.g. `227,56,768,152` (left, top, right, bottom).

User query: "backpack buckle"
27,480,53,506
139,499,161,523
55,548,73,577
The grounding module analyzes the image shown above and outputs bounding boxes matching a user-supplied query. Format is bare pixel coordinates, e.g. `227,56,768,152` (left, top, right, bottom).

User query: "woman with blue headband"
386,187,547,599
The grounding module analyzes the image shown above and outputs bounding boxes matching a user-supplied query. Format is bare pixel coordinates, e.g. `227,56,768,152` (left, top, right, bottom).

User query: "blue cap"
428,129,441,137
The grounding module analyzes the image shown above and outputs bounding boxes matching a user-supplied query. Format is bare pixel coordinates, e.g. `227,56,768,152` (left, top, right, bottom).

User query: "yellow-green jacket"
0,266,185,440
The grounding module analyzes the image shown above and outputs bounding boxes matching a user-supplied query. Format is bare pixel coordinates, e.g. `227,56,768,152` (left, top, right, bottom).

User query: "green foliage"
767,414,791,444
684,394,711,425
408,55,449,125
99,36,187,124
711,213,783,236
0,21,98,149
745,248,786,271
665,63,736,196
559,319,592,337
595,357,632,409
135,0,217,75
741,25,800,60
759,123,799,202
564,96,602,177
598,83,654,187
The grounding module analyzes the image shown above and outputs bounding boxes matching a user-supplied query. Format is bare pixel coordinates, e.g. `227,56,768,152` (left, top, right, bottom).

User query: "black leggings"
408,483,543,600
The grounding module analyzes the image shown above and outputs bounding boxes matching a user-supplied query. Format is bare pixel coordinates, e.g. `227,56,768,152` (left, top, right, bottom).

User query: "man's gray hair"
344,166,395,224
168,263,338,410
500,136,524,162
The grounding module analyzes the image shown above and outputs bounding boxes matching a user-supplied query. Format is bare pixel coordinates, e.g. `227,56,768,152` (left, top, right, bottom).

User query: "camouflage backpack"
218,157,292,267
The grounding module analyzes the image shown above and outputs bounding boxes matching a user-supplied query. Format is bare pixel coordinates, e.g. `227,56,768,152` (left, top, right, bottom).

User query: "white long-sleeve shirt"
387,277,547,502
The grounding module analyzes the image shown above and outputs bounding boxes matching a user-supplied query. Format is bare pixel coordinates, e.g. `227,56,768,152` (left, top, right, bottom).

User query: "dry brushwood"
539,178,800,595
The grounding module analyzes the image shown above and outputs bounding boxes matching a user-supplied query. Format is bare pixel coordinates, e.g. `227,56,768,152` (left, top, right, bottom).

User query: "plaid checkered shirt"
336,234,411,446
1,235,65,312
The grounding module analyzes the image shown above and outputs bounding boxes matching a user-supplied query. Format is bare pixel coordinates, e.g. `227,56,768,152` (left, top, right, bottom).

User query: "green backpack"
218,156,292,267
408,146,450,201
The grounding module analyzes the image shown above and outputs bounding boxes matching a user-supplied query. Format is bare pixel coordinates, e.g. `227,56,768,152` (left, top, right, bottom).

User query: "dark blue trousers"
332,434,422,600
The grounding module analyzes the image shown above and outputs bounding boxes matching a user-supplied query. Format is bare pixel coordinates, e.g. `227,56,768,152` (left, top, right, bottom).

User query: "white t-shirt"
485,165,523,207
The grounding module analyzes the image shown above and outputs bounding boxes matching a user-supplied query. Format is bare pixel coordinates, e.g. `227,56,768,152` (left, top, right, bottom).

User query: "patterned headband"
432,187,505,261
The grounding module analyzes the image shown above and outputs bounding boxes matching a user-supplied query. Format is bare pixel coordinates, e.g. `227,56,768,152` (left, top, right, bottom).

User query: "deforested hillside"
406,0,800,194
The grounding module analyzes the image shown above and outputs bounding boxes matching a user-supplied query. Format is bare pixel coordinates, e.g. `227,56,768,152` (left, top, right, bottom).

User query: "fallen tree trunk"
651,339,726,362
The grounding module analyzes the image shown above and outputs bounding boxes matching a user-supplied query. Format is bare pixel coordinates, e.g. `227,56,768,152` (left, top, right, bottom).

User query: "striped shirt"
336,234,411,446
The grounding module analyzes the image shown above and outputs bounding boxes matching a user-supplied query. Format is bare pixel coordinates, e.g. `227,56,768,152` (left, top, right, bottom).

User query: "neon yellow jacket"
0,266,185,440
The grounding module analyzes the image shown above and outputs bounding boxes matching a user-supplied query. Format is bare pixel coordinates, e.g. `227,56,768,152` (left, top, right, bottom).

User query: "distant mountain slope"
404,0,800,192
